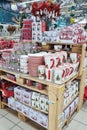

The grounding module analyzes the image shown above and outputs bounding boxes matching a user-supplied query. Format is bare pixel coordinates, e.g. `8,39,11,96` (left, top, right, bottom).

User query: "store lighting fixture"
18,0,44,5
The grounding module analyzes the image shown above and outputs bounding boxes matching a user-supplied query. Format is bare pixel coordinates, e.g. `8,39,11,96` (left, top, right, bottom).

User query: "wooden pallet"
1,102,46,130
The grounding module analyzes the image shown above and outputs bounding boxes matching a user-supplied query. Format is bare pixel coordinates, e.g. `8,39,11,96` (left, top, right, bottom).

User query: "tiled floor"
0,102,87,130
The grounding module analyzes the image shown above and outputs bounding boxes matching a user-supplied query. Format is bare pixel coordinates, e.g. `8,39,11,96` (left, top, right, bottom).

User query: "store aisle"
0,102,87,130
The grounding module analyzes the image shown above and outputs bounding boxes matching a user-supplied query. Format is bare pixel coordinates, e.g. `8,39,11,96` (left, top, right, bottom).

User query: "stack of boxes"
14,86,48,113
20,20,47,41
64,80,79,108
20,55,28,74
31,92,48,112
21,19,33,40
63,97,79,126
32,22,47,41
8,86,48,129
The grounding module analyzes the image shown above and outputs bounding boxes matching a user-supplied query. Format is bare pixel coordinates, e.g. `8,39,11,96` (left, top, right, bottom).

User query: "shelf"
44,42,86,46
40,49,81,54
0,75,48,95
15,99,48,115
0,69,62,88
1,101,47,129
63,93,79,110
20,40,87,46
0,69,79,88
0,69,50,85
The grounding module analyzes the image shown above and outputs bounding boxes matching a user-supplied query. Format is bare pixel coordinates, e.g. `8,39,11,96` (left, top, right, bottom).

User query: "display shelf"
35,41,87,46
0,75,48,95
63,107,77,127
0,42,86,130
22,73,78,86
63,93,79,110
40,49,82,54
0,69,79,87
15,99,48,115
25,40,87,47
0,69,50,86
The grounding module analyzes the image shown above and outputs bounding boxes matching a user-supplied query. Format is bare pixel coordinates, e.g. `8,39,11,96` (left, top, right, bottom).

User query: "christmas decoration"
31,1,60,20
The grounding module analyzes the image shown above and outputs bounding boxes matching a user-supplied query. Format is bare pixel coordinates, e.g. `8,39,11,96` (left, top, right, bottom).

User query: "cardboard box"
38,113,48,129
22,104,29,116
14,87,25,102
23,97,31,105
15,101,22,112
8,97,16,110
32,92,40,101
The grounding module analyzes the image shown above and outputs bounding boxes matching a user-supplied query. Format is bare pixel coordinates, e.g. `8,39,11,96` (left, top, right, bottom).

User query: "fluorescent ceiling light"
18,0,44,5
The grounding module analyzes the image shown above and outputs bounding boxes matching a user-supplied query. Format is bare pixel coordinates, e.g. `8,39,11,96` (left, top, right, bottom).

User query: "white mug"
70,53,78,63
38,65,45,80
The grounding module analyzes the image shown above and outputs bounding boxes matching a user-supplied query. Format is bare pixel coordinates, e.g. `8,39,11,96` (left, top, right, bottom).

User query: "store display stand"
0,42,86,130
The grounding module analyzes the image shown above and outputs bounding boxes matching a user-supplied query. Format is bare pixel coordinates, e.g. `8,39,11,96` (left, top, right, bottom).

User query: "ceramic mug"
70,53,78,63
54,45,62,51
73,62,79,72
38,65,45,80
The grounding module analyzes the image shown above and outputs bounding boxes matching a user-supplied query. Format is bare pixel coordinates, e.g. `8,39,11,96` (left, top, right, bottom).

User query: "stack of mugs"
20,55,28,74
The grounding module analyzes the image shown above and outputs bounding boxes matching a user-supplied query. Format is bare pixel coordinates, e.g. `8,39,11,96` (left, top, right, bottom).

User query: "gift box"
22,104,29,116
38,113,48,129
15,101,22,112
14,87,25,102
8,97,16,110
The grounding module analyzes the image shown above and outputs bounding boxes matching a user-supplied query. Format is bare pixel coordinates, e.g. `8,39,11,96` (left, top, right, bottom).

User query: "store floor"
0,102,87,130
